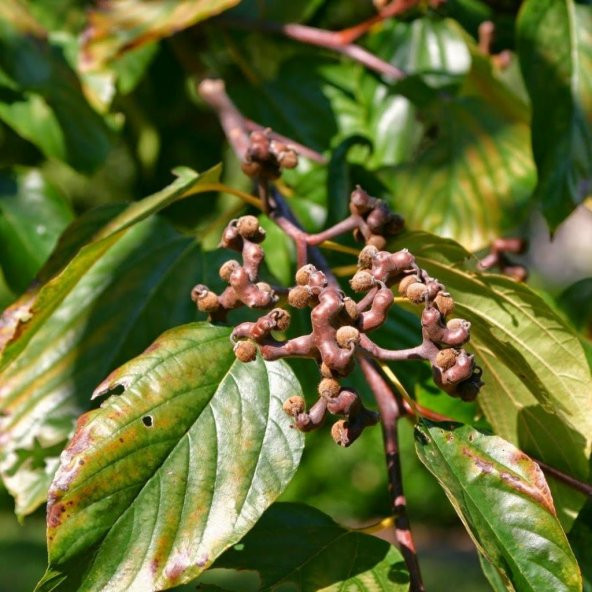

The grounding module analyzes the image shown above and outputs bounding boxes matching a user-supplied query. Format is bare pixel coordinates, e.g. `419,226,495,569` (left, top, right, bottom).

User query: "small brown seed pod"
320,362,334,379
406,282,427,303
288,285,312,308
343,297,359,321
277,149,298,169
366,234,387,250
331,419,363,447
335,326,360,349
434,293,454,316
398,274,419,296
234,340,258,362
219,260,241,282
240,160,261,178
318,378,341,399
358,245,378,269
350,270,375,292
442,318,471,347
256,282,274,297
391,249,415,271
295,264,316,286
435,348,459,371
270,308,291,331
237,215,261,239
283,395,306,417
192,287,220,312
366,203,390,233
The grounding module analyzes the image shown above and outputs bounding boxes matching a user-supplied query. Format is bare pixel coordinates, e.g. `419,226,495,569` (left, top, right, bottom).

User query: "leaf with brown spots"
415,421,582,592
36,323,304,592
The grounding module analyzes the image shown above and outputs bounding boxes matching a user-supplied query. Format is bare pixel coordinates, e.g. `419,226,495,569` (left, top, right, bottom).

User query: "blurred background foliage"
1,0,591,591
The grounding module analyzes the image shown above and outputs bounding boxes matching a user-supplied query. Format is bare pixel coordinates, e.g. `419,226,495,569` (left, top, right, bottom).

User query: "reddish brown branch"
358,355,425,592
219,19,406,80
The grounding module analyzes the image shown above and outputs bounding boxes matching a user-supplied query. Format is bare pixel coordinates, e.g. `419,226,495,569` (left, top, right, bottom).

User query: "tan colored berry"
331,420,354,447
343,297,359,321
256,282,274,296
234,340,257,362
219,260,241,282
288,285,311,308
350,270,375,292
295,264,316,286
335,326,360,349
320,362,334,378
434,293,455,316
358,245,378,269
406,282,427,304
435,348,459,371
196,291,219,312
240,160,261,178
283,395,306,417
271,308,291,331
366,234,387,250
236,215,261,239
318,378,341,399
398,274,419,296
278,149,298,169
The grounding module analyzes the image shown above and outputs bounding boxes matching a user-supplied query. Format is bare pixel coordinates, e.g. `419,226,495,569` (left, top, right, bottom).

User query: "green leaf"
37,323,303,592
568,498,592,592
415,421,581,592
198,502,409,591
81,0,241,72
0,169,73,293
0,14,112,173
0,165,220,372
517,0,592,230
0,216,208,516
557,278,592,338
389,231,592,528
379,95,535,251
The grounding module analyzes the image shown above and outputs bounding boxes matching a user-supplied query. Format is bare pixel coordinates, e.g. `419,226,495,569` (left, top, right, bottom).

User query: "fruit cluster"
191,188,483,446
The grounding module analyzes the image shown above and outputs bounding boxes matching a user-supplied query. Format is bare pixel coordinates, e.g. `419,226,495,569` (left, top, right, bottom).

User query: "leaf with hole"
0,215,212,516
36,323,303,591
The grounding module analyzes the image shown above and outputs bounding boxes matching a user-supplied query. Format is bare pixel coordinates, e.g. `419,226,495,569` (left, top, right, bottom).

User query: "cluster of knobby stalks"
192,136,483,446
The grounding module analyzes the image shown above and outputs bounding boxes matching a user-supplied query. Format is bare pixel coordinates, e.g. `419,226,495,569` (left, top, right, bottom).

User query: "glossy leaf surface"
416,421,581,592
380,95,534,251
199,502,409,591
38,323,303,591
0,170,73,293
0,216,203,516
517,0,592,230
390,231,592,528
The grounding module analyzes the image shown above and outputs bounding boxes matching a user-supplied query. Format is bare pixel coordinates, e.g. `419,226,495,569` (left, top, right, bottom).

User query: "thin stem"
220,19,406,80
358,355,425,592
306,215,361,245
359,334,437,362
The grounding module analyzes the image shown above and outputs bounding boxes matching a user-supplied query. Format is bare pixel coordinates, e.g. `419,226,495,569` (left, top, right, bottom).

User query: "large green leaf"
379,95,535,252
568,498,592,592
416,421,581,592
0,165,220,371
0,11,112,173
517,0,592,230
197,502,409,591
81,0,241,72
0,169,73,293
0,216,206,516
389,231,592,528
36,323,304,592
